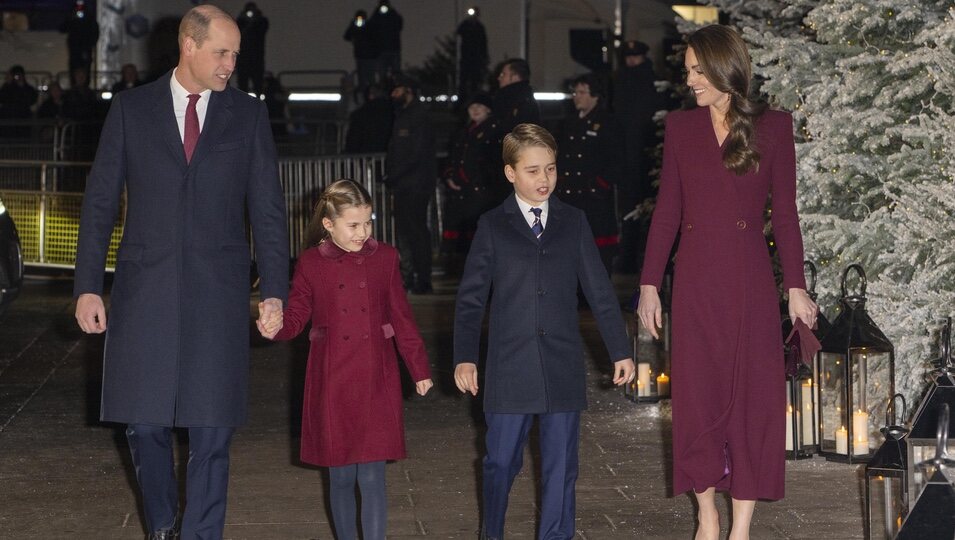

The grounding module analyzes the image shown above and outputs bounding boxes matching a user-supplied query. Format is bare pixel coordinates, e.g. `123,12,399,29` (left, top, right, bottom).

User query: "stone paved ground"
0,276,866,539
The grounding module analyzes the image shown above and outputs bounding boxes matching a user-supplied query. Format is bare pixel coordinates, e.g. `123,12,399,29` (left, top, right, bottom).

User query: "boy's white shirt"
514,194,549,229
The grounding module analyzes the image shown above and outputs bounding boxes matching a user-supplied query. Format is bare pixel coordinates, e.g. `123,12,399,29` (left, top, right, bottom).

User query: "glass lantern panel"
850,349,891,457
867,474,906,540
786,375,817,452
633,316,670,400
818,352,849,454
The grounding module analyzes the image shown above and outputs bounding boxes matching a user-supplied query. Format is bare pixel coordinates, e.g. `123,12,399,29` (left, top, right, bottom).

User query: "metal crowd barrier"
0,153,402,269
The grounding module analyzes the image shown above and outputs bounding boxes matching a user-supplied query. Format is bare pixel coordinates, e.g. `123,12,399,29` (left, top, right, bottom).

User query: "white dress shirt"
514,194,549,230
170,68,212,141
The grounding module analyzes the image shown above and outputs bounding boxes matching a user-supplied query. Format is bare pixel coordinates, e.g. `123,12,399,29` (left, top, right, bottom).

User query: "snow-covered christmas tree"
700,0,955,403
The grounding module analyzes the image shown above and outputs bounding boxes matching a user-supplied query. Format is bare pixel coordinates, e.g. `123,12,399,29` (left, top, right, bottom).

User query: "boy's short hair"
502,123,557,167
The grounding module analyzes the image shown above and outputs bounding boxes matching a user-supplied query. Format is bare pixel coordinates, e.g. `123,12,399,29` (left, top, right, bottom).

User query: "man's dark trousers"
127,424,235,538
392,187,433,289
482,411,580,540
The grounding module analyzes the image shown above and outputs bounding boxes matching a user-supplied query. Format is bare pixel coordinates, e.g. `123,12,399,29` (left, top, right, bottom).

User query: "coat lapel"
540,196,566,246
188,89,234,169
153,72,188,171
504,196,540,244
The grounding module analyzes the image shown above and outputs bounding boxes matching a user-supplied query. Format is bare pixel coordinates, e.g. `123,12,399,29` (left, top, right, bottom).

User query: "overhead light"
534,92,570,101
288,93,342,102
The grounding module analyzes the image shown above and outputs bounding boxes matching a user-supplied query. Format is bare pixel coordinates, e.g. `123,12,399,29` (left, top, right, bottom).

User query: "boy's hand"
612,358,636,386
415,379,434,396
454,363,479,396
75,293,107,334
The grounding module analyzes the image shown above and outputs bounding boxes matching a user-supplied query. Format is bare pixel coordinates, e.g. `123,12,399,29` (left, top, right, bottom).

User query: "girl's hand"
636,285,662,339
788,288,818,329
415,379,433,396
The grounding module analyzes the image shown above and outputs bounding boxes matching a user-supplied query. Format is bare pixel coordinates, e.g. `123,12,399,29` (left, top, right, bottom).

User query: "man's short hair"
572,73,605,101
501,58,530,81
502,123,556,167
179,5,232,48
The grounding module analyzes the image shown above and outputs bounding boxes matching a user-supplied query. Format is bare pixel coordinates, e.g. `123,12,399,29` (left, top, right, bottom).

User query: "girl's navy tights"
328,461,386,540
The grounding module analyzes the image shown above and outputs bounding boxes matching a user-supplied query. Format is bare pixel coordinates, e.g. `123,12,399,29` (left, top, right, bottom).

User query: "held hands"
454,362,479,396
636,285,663,339
256,297,284,339
613,358,636,386
415,379,434,396
75,293,107,333
788,288,819,329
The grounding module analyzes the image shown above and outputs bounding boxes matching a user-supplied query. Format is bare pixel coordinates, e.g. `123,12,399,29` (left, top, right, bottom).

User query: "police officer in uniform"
557,73,624,275
441,92,497,275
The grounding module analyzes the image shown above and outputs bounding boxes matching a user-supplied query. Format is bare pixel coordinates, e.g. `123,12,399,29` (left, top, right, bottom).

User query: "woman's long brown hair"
687,25,767,175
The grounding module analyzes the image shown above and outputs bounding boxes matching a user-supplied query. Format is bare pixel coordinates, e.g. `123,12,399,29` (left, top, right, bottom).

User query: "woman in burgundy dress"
637,25,818,540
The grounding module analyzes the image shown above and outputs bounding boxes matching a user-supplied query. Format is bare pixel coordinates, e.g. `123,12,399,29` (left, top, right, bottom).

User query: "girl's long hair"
687,25,767,175
304,179,374,249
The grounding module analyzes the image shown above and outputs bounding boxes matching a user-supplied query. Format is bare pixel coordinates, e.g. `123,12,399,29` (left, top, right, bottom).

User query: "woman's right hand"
636,285,662,340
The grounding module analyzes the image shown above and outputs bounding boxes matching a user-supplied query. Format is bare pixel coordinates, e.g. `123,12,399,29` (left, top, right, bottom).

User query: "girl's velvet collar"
317,236,379,259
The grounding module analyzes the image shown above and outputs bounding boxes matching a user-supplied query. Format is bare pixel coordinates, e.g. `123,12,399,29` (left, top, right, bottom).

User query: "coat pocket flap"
211,139,245,152
309,327,327,341
382,323,395,339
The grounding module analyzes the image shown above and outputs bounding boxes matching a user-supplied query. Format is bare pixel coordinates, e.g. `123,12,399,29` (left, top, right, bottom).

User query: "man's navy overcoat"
74,72,289,427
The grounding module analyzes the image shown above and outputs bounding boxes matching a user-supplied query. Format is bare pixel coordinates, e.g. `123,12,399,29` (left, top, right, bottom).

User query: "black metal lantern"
895,403,955,540
906,317,955,507
864,394,908,540
816,264,895,463
627,273,672,402
782,261,831,459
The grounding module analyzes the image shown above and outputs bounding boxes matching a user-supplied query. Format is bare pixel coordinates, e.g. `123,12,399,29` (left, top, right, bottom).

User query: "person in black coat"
369,0,403,79
60,5,99,87
384,75,436,293
344,83,394,154
0,65,38,137
558,73,625,276
488,58,540,203
440,92,496,274
344,9,379,100
111,63,142,94
456,6,489,100
612,40,663,272
235,2,269,96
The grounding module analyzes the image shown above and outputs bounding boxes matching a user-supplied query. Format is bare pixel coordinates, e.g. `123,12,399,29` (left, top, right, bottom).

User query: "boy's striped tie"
530,207,543,237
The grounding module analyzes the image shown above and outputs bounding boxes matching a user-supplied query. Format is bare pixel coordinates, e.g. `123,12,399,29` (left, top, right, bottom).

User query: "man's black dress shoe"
148,529,179,540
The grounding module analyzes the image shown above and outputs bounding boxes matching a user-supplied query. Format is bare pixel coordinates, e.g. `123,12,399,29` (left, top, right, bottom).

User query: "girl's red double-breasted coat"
274,238,431,467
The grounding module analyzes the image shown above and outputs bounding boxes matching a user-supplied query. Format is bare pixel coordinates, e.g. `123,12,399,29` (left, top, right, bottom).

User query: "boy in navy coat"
453,123,635,539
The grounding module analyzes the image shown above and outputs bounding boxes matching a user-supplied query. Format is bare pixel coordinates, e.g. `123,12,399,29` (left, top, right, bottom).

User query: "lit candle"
638,363,651,397
656,373,670,397
801,379,814,443
853,409,869,455
636,379,644,396
786,405,794,451
836,426,848,454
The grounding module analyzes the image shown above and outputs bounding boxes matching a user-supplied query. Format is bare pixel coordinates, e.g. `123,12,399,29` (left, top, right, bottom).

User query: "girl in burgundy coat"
267,179,433,540
636,26,818,540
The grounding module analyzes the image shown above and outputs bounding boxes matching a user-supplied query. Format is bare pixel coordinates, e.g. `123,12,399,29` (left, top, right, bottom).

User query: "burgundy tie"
183,93,200,163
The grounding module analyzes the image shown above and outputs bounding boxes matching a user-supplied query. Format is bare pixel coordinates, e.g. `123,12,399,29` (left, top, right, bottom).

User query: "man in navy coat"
73,5,288,539
453,124,634,539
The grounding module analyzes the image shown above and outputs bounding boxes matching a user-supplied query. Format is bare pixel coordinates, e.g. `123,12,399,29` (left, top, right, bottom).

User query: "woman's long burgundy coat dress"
274,238,431,467
640,107,806,500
